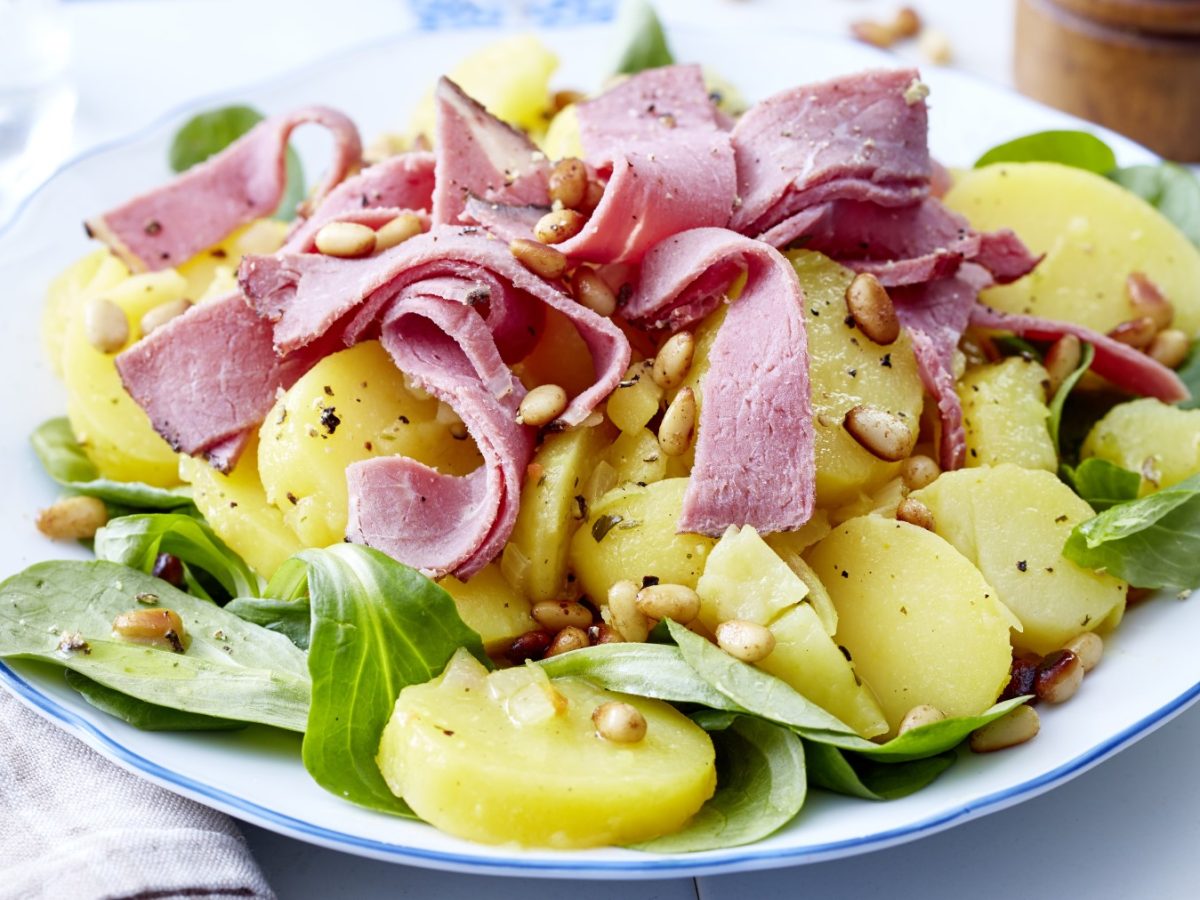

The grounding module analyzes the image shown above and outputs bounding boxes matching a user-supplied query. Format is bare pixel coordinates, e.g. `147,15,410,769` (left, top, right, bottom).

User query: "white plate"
1,22,1193,881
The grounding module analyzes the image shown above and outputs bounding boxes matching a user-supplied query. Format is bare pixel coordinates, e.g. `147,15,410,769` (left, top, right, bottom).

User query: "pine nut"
1044,334,1083,395
84,297,129,353
315,221,376,258
1126,271,1174,330
918,28,953,64
1148,328,1189,369
893,6,922,37
534,208,586,245
1063,631,1103,673
845,273,900,345
548,157,588,210
1108,316,1157,350
374,213,423,251
658,387,696,457
571,267,617,317
651,332,695,390
588,623,622,645
36,496,108,540
510,238,567,280
580,179,605,214
900,454,940,490
636,582,700,624
506,629,552,664
532,600,593,632
843,405,916,462
112,608,186,653
715,619,776,663
1035,649,1083,703
517,384,568,427
544,625,589,658
851,19,898,48
607,580,650,642
969,705,1040,753
896,497,935,531
592,701,647,743
139,298,191,336
899,704,946,734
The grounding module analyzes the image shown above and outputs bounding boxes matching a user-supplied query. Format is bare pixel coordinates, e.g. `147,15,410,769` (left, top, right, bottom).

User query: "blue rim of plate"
0,20,1181,878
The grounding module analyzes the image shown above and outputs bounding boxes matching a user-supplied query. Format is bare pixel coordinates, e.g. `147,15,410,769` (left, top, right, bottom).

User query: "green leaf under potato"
1109,163,1200,247
805,741,955,801
31,418,193,511
612,0,674,75
300,545,488,818
975,130,1117,174
0,561,310,731
1064,458,1141,511
633,717,806,853
64,669,245,732
1048,342,1095,452
1064,473,1200,590
225,596,311,650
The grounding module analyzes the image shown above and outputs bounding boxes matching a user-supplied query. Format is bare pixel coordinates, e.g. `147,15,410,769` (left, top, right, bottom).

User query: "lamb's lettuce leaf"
1048,342,1095,452
539,641,734,709
225,596,311,649
612,0,673,75
1174,340,1200,410
64,669,245,732
975,130,1117,174
1063,458,1141,511
1109,163,1200,247
805,741,954,801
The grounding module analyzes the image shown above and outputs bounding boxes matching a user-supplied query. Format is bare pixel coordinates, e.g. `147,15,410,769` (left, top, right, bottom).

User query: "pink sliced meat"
432,78,550,227
730,69,931,238
87,106,362,272
626,228,814,535
346,293,534,578
970,305,1189,403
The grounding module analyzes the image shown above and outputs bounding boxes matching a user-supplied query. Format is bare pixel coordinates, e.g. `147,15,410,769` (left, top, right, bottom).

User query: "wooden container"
1015,0,1200,161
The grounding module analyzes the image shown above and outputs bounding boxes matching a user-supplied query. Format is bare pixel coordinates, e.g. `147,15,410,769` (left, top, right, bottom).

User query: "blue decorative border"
408,0,616,31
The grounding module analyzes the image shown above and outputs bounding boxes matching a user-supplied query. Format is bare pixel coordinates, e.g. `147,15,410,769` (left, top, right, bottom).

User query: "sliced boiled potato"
605,427,667,488
570,479,717,605
176,219,288,301
514,306,597,399
696,526,810,631
1082,398,1200,492
377,650,716,848
257,341,481,548
606,361,663,435
541,103,582,160
788,251,925,507
43,249,130,376
944,162,1200,336
805,516,1014,735
179,433,303,579
959,357,1056,471
437,563,536,654
913,464,1127,654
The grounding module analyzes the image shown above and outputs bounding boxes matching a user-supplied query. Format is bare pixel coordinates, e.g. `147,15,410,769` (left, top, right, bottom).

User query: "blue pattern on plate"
409,0,616,30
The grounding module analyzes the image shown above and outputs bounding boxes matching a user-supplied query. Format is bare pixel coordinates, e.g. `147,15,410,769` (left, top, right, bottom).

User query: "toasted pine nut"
544,625,589,657
587,623,622,645
1108,316,1157,350
1044,334,1083,395
658,387,696,457
636,582,700,624
1148,328,1189,369
899,704,946,735
506,629,552,664
112,608,186,653
1035,649,1083,703
36,496,108,541
571,267,617,317
969,705,1040,753
893,6,922,37
592,701,647,743
715,620,776,663
139,298,191,336
517,384,568,427
607,580,650,642
532,600,594,632
651,332,695,391
1063,631,1103,673
900,454,940,490
845,273,900,345
553,89,585,112
534,208,586,245
315,221,376,258
851,19,898,48
374,213,423,251
896,497,935,531
510,238,567,280
580,179,605,214
918,28,953,64
84,297,129,353
1126,271,1174,330
843,405,916,462
548,157,588,210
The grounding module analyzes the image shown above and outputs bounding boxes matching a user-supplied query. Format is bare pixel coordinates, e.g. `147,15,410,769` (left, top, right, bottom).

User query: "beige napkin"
0,686,276,900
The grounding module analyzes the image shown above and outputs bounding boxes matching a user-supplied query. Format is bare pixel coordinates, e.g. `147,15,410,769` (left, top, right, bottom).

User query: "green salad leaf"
612,0,674,75
805,741,954,801
95,514,261,602
225,596,311,649
300,545,488,818
1063,473,1200,589
975,130,1117,174
168,104,305,221
633,716,806,852
31,418,193,511
1063,458,1141,511
0,561,310,730
855,697,1029,762
1174,340,1200,411
64,669,245,732
1109,163,1200,247
1048,342,1095,452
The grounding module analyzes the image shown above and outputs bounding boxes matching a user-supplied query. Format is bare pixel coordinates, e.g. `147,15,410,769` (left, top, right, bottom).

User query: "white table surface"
7,1,1200,897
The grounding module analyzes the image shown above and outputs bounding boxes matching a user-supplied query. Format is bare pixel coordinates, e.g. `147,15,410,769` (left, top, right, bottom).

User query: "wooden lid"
1052,0,1200,35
